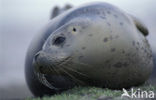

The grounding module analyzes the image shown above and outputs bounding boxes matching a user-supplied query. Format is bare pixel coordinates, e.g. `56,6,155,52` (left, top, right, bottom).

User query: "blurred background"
1,0,156,99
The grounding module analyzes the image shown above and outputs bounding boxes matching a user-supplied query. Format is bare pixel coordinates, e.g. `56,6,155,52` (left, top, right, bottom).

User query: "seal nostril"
34,53,40,61
73,27,76,32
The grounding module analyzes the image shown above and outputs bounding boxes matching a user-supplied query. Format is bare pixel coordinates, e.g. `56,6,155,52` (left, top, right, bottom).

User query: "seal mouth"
33,56,75,90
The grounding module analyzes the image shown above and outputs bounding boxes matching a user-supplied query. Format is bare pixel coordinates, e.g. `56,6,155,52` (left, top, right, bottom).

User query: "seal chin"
33,51,71,75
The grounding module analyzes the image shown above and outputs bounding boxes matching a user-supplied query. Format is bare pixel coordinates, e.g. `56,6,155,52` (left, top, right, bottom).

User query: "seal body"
25,2,153,97
150,52,156,85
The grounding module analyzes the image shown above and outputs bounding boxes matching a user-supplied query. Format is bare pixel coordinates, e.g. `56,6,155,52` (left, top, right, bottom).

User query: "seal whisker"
58,66,85,85
53,57,88,77
72,61,93,68
49,64,60,75
63,65,89,78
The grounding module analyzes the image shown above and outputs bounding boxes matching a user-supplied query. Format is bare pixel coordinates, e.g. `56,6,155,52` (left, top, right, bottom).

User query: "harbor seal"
25,2,153,97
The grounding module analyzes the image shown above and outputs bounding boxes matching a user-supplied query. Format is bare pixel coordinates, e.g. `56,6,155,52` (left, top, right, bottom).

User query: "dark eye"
53,36,66,46
73,27,76,32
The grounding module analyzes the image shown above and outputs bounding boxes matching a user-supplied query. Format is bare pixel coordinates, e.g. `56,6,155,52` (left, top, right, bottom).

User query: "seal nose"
33,51,53,74
34,52,40,62
33,52,43,73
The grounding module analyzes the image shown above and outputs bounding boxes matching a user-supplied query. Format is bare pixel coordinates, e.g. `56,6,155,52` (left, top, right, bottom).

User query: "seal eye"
73,27,76,32
53,36,66,46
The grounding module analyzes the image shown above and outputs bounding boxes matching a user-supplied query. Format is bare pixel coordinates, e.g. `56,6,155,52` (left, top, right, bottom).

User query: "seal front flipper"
50,4,72,19
131,15,149,36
